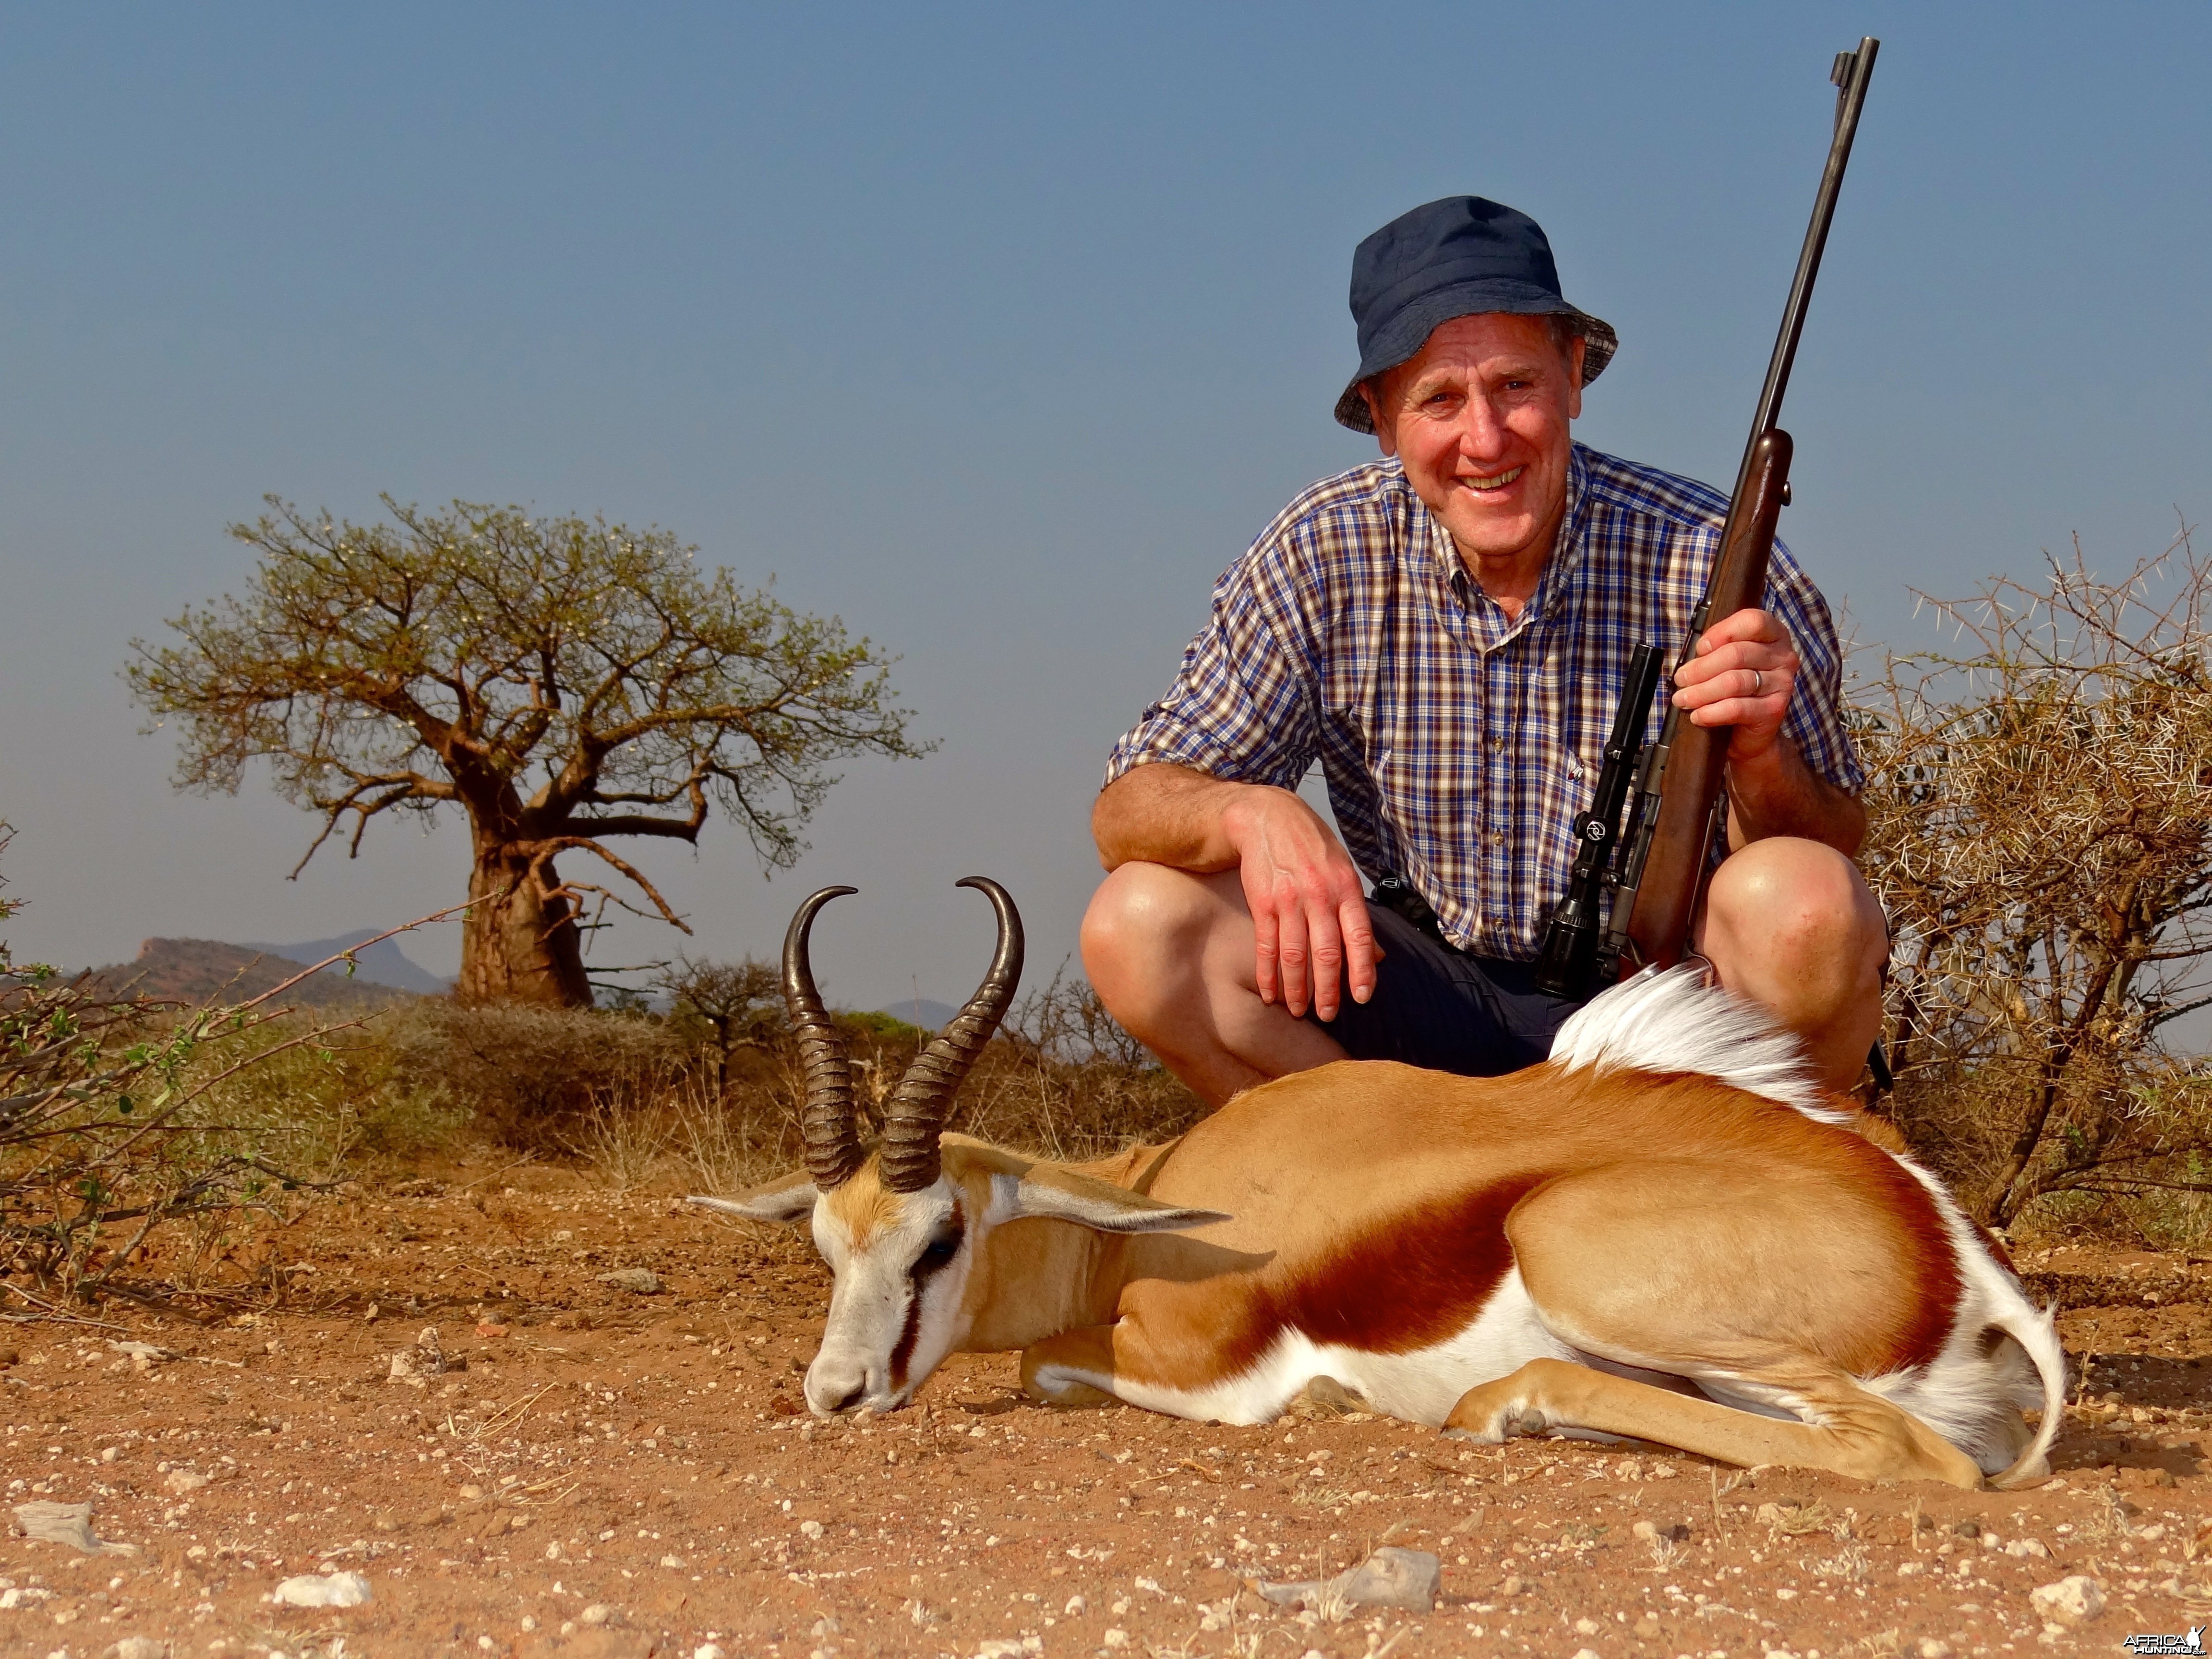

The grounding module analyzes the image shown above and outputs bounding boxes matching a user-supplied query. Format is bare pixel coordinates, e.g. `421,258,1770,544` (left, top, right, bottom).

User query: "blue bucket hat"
1334,196,1617,434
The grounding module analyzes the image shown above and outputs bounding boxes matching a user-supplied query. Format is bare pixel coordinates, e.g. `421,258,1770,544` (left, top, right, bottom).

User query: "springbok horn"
784,884,866,1191
878,877,1024,1193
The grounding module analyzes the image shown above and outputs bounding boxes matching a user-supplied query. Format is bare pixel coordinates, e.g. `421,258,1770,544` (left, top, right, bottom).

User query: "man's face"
1364,313,1583,572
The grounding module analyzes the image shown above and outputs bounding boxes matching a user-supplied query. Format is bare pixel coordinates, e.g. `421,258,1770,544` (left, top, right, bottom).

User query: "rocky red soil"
4,1157,2210,1659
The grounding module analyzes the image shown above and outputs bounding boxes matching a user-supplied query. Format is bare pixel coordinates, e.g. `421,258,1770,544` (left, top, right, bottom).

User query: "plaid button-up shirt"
1104,443,1861,961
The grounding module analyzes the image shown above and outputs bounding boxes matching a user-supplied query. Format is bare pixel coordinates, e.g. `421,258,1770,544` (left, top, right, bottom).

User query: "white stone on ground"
2027,1575,2104,1627
270,1570,371,1608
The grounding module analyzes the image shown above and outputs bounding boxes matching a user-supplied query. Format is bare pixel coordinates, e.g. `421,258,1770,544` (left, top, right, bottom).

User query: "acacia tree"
130,498,922,1008
1855,527,2212,1226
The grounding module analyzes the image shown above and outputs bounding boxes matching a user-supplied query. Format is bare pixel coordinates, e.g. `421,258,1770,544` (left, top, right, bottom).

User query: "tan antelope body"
697,882,2064,1490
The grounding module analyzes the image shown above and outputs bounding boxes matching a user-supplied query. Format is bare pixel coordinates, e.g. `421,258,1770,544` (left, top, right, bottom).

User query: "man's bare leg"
1082,863,1347,1107
1087,838,1885,1106
1696,835,1887,1095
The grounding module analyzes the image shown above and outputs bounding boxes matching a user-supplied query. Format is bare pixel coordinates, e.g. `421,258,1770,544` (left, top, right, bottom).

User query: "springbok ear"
996,1170,1230,1236
687,1172,820,1225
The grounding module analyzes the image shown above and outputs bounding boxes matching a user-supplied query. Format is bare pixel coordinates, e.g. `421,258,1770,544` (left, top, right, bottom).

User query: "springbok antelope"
693,879,2065,1490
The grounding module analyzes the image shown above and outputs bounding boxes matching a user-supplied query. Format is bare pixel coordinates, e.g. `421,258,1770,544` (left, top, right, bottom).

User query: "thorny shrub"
1856,528,2212,1236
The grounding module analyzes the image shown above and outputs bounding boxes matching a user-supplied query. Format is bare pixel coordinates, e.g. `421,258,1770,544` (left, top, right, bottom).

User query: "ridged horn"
878,877,1024,1193
783,884,866,1190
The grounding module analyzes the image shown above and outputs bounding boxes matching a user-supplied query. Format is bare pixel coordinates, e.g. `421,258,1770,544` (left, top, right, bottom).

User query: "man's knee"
1705,838,1884,991
1081,864,1229,1014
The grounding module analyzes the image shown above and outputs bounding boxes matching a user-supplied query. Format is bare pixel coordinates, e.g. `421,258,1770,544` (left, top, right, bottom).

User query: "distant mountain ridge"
243,929,450,995
84,938,418,1011
878,997,958,1031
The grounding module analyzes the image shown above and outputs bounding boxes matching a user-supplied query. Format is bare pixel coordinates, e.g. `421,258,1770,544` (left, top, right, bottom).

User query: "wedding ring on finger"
1752,669,1765,695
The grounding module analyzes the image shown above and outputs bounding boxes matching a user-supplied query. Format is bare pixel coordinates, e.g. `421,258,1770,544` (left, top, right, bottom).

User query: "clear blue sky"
1,2,2205,1013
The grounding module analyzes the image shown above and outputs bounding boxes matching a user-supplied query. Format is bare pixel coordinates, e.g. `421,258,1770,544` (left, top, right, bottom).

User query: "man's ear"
1359,380,1397,457
688,1170,819,1225
993,1168,1229,1236
1565,334,1585,421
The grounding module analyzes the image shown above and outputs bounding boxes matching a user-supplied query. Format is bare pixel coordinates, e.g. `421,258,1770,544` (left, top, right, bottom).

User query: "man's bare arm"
1722,735,1865,855
1092,762,1247,873
1669,605,1865,856
1093,762,1379,1020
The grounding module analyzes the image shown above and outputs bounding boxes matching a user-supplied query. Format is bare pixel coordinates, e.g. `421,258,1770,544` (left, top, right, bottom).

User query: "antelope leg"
1443,1358,1983,1488
1020,1325,1124,1407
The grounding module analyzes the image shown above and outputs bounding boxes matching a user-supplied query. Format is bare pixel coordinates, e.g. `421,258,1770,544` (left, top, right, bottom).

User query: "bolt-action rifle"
1534,37,1879,1001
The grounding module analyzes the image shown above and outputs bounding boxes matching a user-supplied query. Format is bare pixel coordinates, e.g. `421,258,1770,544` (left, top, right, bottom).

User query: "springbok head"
690,878,1225,1416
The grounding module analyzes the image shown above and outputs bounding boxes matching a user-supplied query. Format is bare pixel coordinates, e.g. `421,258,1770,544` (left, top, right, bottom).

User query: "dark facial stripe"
889,1200,963,1392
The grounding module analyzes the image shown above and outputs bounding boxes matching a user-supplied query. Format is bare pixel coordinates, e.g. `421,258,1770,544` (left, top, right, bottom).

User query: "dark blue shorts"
1302,900,1588,1077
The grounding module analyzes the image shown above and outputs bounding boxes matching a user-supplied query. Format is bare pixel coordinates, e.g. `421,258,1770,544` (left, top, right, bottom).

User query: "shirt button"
1491,831,1506,847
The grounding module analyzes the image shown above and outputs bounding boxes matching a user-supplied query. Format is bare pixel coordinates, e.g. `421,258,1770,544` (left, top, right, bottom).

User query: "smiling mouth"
1462,467,1525,492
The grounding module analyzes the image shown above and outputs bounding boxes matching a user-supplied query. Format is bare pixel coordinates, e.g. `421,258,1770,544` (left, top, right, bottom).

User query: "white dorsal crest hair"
1549,961,1844,1123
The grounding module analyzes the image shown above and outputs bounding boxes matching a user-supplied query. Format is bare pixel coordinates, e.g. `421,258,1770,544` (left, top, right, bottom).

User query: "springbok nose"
805,1354,870,1416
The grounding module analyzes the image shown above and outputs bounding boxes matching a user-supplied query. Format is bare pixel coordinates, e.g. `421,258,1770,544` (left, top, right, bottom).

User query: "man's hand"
1092,764,1380,1023
1663,606,1864,856
1669,605,1799,764
1218,787,1379,1022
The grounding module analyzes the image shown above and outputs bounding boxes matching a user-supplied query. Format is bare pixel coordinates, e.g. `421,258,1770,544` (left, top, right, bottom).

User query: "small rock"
694,1647,726,1659
163,1471,211,1495
1063,1594,1087,1615
106,1341,170,1375
1499,1574,1528,1597
599,1268,661,1294
2027,1575,2104,1628
1917,1641,1952,1659
1256,1546,1440,1615
107,1639,166,1659
1102,1633,1130,1651
271,1570,372,1608
2005,1538,2051,1559
659,1554,686,1569
0,1346,21,1366
580,1603,616,1627
1575,1617,1602,1634
799,1519,825,1540
458,1484,485,1502
391,1327,455,1383
1572,1650,1601,1659
13,1500,137,1556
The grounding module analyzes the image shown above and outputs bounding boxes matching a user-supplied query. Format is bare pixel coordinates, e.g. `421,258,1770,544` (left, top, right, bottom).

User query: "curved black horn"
878,877,1024,1193
783,884,866,1190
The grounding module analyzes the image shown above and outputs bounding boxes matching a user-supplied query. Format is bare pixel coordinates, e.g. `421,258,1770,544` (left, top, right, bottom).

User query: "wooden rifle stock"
1619,431,1792,968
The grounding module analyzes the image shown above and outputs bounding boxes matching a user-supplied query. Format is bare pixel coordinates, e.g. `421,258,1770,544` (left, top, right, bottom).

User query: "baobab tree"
130,497,922,1007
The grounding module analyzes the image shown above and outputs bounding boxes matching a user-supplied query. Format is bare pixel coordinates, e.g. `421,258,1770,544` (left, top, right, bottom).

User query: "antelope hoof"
1443,1382,1554,1444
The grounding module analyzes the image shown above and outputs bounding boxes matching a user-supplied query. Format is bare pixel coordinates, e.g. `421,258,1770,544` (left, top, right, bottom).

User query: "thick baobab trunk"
457,842,593,1008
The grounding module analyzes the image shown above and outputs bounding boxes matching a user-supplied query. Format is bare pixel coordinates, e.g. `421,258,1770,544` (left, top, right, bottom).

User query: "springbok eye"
912,1229,961,1278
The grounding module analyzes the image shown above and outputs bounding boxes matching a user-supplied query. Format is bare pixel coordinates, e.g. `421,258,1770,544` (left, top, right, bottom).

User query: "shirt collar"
1427,442,1594,649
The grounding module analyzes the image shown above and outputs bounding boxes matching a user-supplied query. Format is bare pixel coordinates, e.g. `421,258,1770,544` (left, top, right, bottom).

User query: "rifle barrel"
1740,36,1879,460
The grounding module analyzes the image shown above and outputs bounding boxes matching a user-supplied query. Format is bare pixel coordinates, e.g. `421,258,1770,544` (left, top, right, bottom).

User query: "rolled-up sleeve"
1104,565,1320,792
1767,541,1864,795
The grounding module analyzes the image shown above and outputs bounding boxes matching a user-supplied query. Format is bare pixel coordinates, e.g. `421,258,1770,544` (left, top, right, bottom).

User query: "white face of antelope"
803,1177,974,1415
688,1163,980,1415
691,1149,1226,1416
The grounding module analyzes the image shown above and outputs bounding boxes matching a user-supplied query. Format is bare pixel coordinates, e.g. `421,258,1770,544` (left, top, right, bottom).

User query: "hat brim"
1333,284,1618,435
